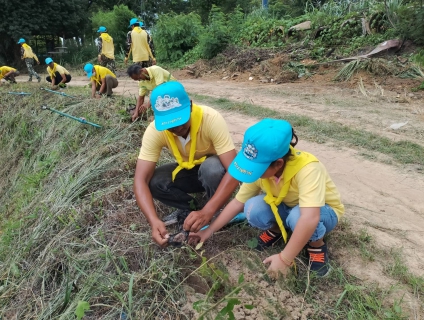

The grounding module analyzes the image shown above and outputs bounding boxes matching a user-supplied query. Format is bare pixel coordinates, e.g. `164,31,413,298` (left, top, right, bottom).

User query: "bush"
395,5,424,45
152,12,203,63
198,6,231,59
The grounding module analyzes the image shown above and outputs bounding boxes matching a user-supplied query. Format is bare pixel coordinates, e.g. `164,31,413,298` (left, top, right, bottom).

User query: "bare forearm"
207,199,244,233
202,173,239,217
136,95,145,109
134,181,160,226
281,211,319,261
91,82,96,97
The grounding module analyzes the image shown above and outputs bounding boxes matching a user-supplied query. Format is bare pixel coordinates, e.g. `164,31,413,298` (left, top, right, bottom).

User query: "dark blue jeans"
149,156,225,210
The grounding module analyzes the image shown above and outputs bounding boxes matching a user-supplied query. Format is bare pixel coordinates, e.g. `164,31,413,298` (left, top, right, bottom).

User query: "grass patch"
189,93,424,167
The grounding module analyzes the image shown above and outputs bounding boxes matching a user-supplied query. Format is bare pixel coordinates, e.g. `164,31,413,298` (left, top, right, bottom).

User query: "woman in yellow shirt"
190,119,344,277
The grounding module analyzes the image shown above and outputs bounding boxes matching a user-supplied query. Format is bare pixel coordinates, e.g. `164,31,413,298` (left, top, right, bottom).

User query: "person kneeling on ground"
0,66,20,85
190,119,345,277
45,57,72,90
127,64,176,121
83,63,118,98
133,81,240,246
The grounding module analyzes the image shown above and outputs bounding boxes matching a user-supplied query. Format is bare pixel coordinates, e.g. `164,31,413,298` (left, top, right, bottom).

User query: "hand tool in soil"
40,87,76,98
8,91,31,95
167,230,189,247
40,105,102,128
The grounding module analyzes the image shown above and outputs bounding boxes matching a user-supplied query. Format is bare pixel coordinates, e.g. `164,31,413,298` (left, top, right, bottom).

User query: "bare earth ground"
14,72,424,318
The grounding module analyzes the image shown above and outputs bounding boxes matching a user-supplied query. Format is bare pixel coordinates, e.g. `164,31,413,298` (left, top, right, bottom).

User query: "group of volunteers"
133,81,345,277
1,18,345,278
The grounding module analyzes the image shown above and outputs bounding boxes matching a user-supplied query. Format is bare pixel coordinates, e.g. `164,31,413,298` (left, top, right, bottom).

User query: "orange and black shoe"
255,230,282,251
307,243,331,277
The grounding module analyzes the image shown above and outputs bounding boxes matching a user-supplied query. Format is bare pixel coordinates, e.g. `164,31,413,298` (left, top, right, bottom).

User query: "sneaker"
255,230,281,251
37,77,41,83
28,78,32,82
163,209,191,227
307,243,331,277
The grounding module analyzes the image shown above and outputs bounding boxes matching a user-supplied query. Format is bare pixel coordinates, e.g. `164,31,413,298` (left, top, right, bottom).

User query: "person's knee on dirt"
83,63,118,98
124,18,156,67
18,38,41,82
45,57,72,90
0,66,19,85
96,26,116,74
127,64,176,122
189,119,344,278
133,81,239,247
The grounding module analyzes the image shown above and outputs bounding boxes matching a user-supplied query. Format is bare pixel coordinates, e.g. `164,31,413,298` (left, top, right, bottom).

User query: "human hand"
151,220,169,247
37,60,40,65
124,57,128,65
95,94,102,99
152,59,157,65
263,254,290,278
188,228,213,247
98,55,102,63
51,85,59,90
183,209,212,233
131,109,139,122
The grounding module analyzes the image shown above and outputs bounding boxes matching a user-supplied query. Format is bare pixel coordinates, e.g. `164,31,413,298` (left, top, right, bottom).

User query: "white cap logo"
243,142,258,160
155,95,182,111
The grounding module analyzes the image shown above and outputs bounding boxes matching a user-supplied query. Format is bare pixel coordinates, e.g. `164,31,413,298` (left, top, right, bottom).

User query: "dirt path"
52,76,424,277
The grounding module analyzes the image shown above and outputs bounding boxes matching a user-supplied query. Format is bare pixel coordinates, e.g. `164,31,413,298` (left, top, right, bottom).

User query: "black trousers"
46,72,71,84
148,156,226,210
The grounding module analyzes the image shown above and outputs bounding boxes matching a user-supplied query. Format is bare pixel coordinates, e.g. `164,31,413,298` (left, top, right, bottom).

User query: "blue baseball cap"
97,26,107,32
83,63,94,78
228,119,293,183
128,18,139,28
45,57,53,65
139,21,144,27
150,81,191,131
17,38,25,44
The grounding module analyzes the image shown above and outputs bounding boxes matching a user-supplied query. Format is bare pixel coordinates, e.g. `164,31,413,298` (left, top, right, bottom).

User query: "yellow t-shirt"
139,66,176,97
235,161,345,219
22,44,39,62
100,33,115,59
130,27,154,62
138,104,235,163
90,65,116,85
0,66,17,80
46,64,70,78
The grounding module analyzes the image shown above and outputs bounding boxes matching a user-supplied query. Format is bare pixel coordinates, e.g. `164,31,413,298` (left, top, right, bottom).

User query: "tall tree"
0,0,90,63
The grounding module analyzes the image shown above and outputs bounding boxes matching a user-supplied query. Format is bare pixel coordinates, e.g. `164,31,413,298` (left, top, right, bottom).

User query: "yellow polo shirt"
139,66,176,97
100,33,115,59
130,27,154,62
138,104,235,163
46,64,70,78
22,44,39,62
0,66,17,80
235,161,344,219
91,65,116,85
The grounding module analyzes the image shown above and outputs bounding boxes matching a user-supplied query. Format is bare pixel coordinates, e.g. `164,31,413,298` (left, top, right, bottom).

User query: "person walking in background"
45,58,72,89
124,18,156,67
126,64,176,121
96,26,116,74
0,66,19,85
84,63,118,98
17,38,41,82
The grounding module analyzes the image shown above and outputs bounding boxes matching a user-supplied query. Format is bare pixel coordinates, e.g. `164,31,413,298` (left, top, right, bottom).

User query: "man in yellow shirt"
84,63,118,98
124,18,156,67
127,64,176,121
134,81,239,246
17,38,41,82
0,66,19,85
96,26,116,74
45,58,72,89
